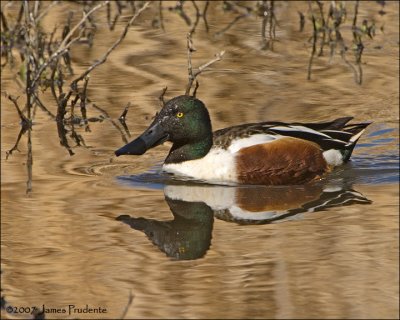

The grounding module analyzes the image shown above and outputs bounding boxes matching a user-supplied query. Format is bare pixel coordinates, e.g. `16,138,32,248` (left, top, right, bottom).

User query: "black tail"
341,122,372,162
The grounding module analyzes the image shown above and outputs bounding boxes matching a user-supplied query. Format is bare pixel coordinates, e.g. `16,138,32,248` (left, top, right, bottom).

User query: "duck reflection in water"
117,197,214,260
116,181,371,260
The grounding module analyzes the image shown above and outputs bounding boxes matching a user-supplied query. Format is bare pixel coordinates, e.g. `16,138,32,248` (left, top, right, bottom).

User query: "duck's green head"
115,95,212,161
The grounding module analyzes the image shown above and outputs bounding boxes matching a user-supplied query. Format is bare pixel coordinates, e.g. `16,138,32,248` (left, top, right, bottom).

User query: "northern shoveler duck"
115,95,371,185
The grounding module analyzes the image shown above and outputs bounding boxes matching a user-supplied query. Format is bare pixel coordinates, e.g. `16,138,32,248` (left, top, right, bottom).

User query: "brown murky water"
1,1,399,319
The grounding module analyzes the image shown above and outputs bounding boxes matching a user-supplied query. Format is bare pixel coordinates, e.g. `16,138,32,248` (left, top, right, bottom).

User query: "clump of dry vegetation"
1,1,150,192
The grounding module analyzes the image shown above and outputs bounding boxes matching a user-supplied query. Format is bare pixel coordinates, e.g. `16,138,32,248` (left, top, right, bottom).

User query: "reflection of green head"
117,198,214,260
163,198,214,260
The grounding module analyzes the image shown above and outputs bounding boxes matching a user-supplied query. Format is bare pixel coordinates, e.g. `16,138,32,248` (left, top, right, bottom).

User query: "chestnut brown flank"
236,137,328,185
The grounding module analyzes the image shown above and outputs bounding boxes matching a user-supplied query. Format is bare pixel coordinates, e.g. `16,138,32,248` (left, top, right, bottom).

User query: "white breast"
163,148,238,183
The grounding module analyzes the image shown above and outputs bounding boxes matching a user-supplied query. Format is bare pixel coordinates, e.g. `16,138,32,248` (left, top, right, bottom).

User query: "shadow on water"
116,174,372,260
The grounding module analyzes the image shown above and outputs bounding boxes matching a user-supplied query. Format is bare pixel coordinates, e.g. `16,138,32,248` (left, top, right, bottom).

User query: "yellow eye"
177,112,184,118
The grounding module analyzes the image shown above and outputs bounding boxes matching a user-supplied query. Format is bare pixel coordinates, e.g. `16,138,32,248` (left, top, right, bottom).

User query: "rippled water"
1,1,399,319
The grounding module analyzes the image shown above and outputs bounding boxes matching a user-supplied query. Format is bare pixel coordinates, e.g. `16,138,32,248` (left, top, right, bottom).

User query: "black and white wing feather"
213,117,371,161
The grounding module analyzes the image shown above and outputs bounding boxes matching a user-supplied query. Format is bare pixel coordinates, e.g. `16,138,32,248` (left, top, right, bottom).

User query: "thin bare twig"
316,0,326,56
192,80,199,97
69,124,87,147
261,1,268,48
80,76,90,131
118,102,131,137
56,91,73,123
185,33,225,96
186,32,195,95
215,13,248,37
56,119,74,156
54,90,75,156
307,1,317,80
195,52,225,76
260,0,277,50
336,30,359,84
4,93,29,124
5,126,27,159
120,291,134,319
298,11,305,32
31,92,56,119
158,1,164,31
26,127,33,194
190,1,201,34
107,1,120,31
25,56,33,120
70,94,80,119
268,1,277,43
35,0,59,23
169,1,191,26
159,86,168,107
70,1,150,90
119,103,130,120
189,1,210,34
203,1,209,32
50,59,60,104
352,0,363,85
30,1,109,89
352,0,359,29
0,9,9,32
92,103,129,144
